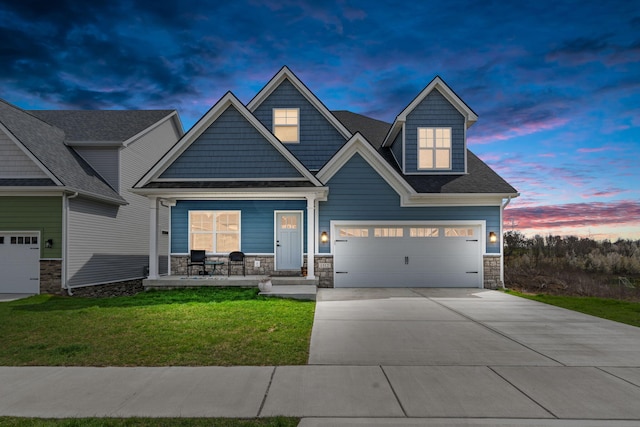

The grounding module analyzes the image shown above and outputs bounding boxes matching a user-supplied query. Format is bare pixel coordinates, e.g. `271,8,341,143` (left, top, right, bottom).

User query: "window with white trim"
374,227,403,237
418,127,451,170
189,211,240,253
410,227,439,237
273,108,299,143
444,228,474,237
338,228,369,238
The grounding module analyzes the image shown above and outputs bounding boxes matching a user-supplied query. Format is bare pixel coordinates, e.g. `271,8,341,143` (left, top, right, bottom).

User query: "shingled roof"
332,110,517,195
30,110,174,143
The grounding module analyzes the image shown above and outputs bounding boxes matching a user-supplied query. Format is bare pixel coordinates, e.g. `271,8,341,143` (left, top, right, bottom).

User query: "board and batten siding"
317,153,501,254
0,196,62,258
404,89,466,174
66,119,179,286
160,105,304,179
252,79,348,171
74,147,120,191
172,200,307,254
0,132,49,178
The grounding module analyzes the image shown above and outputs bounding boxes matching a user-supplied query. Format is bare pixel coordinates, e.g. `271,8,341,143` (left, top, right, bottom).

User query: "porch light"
320,231,329,244
45,239,53,248
489,232,497,243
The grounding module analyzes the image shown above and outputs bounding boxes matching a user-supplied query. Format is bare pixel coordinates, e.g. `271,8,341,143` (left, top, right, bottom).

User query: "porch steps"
142,275,318,301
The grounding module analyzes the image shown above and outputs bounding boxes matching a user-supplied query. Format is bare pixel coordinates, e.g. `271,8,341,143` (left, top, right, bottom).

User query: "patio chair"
228,251,246,276
187,250,206,275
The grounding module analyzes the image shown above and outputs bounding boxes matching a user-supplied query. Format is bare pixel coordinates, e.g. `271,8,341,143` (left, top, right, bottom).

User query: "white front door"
0,232,40,294
275,212,303,270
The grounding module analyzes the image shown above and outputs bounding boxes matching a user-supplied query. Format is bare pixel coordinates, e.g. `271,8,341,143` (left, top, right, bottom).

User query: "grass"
506,290,640,327
0,288,315,366
0,418,299,427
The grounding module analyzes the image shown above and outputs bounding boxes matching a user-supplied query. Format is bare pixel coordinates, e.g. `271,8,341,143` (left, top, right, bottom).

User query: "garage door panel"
0,232,40,294
334,224,482,288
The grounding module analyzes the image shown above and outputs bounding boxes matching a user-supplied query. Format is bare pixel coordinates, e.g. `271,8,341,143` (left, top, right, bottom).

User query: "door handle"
405,256,409,265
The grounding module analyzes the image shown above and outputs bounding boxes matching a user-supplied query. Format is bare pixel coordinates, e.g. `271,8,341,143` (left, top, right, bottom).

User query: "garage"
333,223,482,288
0,232,40,294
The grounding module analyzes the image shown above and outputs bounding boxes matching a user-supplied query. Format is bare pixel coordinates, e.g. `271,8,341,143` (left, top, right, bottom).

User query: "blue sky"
2,0,639,239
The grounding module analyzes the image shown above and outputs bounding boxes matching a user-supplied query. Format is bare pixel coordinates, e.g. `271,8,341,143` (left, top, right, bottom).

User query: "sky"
2,0,639,240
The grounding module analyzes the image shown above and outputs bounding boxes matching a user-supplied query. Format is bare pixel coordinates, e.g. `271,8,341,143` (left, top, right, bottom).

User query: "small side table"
204,261,224,276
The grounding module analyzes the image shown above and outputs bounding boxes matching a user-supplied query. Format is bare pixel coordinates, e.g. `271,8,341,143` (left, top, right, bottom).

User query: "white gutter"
499,196,513,287
62,191,79,296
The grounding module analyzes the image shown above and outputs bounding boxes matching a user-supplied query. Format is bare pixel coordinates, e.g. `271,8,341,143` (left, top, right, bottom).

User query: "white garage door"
0,232,40,294
333,224,482,288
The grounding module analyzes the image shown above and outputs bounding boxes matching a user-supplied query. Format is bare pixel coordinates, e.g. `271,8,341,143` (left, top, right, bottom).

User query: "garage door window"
374,228,403,237
410,227,439,237
339,228,369,237
445,228,474,237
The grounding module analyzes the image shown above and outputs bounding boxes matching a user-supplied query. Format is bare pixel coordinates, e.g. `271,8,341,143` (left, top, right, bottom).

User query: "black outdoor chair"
228,251,246,276
187,250,206,275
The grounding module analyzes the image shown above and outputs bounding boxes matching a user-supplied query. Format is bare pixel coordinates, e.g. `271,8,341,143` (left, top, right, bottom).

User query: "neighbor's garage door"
333,224,481,288
0,232,40,294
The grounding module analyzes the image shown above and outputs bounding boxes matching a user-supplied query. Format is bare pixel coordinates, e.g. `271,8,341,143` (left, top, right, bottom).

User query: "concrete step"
259,284,317,301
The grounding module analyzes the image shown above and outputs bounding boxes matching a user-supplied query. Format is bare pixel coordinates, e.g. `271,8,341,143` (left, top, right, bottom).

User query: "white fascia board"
401,192,520,207
152,177,310,182
246,66,352,140
123,110,183,148
135,92,322,188
381,120,404,148
130,187,329,201
0,122,63,186
0,189,65,196
317,133,415,198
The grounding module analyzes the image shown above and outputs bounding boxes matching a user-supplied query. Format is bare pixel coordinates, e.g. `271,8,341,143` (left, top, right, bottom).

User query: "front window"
418,127,451,170
273,108,299,143
189,211,240,253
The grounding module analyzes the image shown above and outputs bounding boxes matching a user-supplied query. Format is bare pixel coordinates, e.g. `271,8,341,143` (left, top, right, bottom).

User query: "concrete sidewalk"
1,289,639,426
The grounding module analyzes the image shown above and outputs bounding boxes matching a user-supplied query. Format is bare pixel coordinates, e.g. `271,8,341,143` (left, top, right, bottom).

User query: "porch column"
306,195,316,279
148,196,159,280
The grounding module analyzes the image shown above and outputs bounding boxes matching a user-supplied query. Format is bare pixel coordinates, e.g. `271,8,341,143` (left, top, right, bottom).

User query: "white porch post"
148,196,159,280
306,195,316,279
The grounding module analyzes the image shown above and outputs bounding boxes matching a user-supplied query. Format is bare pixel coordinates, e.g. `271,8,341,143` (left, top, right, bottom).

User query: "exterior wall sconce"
489,232,497,243
320,231,329,244
45,239,53,248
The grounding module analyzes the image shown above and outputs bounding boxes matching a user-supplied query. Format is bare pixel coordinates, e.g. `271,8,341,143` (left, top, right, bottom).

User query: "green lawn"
0,288,315,366
0,418,299,427
507,290,640,327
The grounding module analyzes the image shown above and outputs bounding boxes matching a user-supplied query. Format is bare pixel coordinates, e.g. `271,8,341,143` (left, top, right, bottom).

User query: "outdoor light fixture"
320,231,329,243
45,239,53,248
489,232,497,243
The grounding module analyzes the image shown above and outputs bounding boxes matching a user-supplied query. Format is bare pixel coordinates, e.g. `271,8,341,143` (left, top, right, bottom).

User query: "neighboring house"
0,99,183,294
134,66,519,288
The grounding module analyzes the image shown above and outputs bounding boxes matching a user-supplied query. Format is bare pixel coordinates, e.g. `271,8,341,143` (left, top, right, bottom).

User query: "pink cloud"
469,117,569,145
504,200,640,231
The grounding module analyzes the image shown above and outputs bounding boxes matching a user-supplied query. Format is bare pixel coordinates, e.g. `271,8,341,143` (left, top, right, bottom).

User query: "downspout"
499,196,513,288
62,192,79,296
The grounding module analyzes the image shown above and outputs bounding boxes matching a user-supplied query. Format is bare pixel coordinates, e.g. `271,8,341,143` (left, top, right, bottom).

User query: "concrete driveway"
299,288,640,425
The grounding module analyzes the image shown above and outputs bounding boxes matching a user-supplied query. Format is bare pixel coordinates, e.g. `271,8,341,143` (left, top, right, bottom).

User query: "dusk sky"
2,0,639,240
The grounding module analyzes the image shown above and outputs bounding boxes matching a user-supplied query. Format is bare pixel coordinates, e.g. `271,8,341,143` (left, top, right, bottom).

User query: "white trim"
274,210,304,271
0,190,65,196
0,122,63,185
131,188,329,201
247,66,352,140
135,92,323,188
382,76,477,148
152,177,310,182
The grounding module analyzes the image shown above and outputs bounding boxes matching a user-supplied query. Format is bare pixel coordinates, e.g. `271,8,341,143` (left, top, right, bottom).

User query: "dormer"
382,76,478,175
247,66,351,171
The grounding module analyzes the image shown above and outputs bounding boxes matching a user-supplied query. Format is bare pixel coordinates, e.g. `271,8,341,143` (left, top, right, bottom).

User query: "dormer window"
273,108,299,143
418,127,451,170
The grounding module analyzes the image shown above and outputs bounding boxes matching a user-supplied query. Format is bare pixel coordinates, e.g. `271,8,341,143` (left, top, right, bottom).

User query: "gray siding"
252,79,347,170
0,132,48,178
405,89,466,173
74,147,120,191
390,131,403,169
66,119,179,285
317,153,501,254
160,105,304,179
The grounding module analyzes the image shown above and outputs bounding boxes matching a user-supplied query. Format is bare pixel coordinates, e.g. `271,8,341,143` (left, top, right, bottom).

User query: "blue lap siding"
171,200,307,254
160,105,304,179
317,153,501,254
252,79,347,171
404,89,466,174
